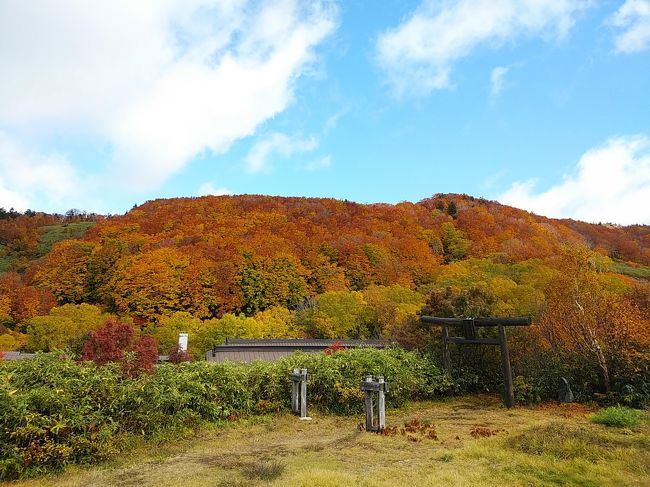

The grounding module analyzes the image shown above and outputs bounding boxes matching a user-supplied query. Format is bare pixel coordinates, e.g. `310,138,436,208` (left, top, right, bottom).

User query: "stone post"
289,368,311,420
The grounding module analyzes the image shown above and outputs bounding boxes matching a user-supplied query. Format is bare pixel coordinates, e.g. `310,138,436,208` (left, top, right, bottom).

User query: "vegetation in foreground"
3,396,648,487
0,349,452,480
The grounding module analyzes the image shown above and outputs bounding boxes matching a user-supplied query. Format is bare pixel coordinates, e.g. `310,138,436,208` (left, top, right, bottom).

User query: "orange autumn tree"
35,240,96,304
111,247,190,322
537,245,649,393
0,272,55,328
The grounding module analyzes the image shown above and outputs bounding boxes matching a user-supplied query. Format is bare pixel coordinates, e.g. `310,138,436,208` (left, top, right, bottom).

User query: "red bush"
0,351,4,361
81,318,133,365
324,340,344,356
123,336,159,377
168,345,192,364
81,318,158,376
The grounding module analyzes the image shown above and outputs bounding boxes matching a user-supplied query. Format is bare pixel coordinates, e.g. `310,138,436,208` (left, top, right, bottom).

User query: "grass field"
610,260,650,280
6,396,649,487
36,222,95,257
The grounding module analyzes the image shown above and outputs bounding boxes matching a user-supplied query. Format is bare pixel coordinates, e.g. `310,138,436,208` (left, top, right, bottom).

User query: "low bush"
590,405,643,428
0,348,451,479
611,353,650,408
241,460,285,481
507,351,603,403
513,376,542,405
507,422,629,460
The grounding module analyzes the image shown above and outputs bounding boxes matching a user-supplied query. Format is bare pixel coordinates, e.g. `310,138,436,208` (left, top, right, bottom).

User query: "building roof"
205,338,392,363
1,352,36,360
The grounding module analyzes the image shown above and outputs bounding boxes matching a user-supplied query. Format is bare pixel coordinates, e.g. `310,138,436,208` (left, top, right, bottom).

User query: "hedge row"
0,349,452,479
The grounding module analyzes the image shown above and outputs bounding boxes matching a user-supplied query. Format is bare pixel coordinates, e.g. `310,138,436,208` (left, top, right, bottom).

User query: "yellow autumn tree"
253,306,301,338
192,313,264,357
362,285,425,338
537,245,649,393
147,311,203,354
296,291,368,338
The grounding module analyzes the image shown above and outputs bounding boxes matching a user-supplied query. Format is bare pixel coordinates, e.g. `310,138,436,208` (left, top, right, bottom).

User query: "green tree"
239,254,308,314
440,222,470,263
422,286,496,318
297,291,368,338
447,200,457,217
362,285,425,338
25,304,109,352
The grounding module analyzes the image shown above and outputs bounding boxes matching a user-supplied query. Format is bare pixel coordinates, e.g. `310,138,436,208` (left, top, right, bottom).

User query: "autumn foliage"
324,340,344,355
1,195,648,327
81,319,158,376
535,246,650,392
1,194,648,397
168,345,192,363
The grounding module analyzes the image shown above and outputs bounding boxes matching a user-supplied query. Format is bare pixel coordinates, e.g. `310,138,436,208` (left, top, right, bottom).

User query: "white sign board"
178,333,188,352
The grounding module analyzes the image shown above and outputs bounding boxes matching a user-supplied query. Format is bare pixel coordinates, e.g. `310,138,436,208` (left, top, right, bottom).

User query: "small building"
205,338,392,363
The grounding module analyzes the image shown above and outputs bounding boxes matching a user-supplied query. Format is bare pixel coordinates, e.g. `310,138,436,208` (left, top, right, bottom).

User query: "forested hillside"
1,194,649,385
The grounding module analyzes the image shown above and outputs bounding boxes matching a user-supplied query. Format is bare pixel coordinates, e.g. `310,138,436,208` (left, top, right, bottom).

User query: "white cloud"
324,108,347,133
0,181,29,212
609,0,650,53
0,131,81,211
305,155,332,171
0,0,337,200
197,182,232,197
499,135,650,225
376,0,589,96
482,169,508,189
490,66,510,96
245,132,318,173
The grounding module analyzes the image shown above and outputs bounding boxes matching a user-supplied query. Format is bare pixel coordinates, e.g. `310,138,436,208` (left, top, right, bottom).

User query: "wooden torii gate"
420,316,530,408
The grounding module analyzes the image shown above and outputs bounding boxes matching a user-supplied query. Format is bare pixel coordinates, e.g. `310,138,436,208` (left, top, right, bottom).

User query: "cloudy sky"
1,0,649,224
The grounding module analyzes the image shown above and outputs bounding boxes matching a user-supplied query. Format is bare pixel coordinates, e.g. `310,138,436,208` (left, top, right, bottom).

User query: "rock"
558,377,574,403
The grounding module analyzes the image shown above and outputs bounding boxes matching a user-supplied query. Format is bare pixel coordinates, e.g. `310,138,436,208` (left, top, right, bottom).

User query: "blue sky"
0,0,649,224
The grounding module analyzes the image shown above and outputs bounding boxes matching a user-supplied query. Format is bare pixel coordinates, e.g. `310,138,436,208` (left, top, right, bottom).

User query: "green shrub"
0,348,452,479
511,351,602,403
279,348,453,414
611,354,650,408
590,406,643,428
513,376,542,405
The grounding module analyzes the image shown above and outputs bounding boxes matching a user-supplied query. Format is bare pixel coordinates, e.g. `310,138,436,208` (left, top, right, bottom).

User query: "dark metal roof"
222,338,390,347
206,338,392,363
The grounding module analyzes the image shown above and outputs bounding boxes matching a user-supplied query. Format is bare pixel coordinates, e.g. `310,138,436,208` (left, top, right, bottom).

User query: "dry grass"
6,395,649,487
